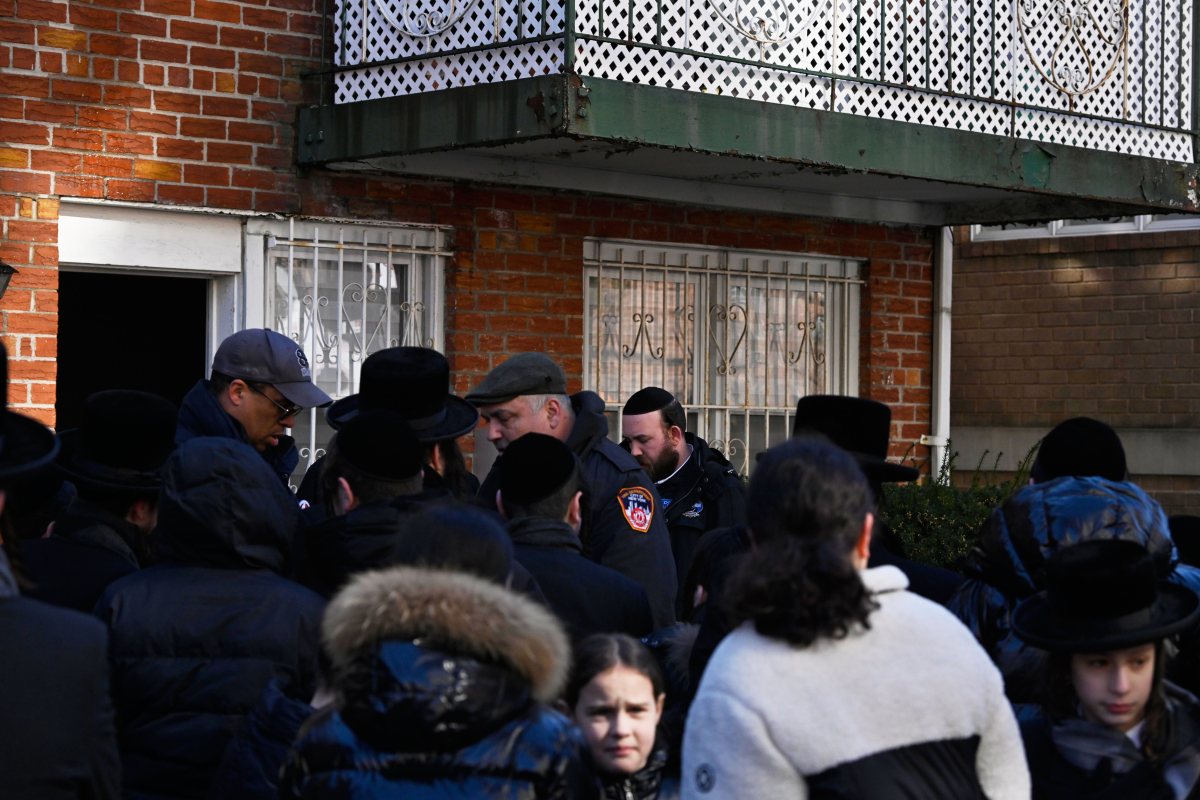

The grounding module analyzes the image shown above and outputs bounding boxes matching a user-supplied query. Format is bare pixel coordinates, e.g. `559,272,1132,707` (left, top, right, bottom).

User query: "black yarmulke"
623,386,675,416
497,433,577,505
1031,416,1127,483
335,410,422,481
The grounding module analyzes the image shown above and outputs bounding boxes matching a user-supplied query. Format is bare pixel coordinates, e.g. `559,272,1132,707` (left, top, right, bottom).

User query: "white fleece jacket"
682,566,1031,800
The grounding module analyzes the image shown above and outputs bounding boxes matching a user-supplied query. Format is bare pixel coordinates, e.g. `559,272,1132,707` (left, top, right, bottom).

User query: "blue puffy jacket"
280,566,598,800
95,438,325,800
947,476,1200,705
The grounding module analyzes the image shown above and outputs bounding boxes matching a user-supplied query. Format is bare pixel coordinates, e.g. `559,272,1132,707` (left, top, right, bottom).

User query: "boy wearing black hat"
468,353,678,628
299,410,428,597
18,390,177,613
0,343,121,799
621,386,745,596
296,347,481,507
177,328,332,486
496,433,654,642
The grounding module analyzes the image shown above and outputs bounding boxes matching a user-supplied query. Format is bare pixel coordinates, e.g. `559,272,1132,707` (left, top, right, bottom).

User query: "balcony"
295,0,1200,224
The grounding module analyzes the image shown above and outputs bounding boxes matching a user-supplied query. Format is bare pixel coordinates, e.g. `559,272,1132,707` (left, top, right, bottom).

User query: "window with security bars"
583,240,862,477
263,219,449,488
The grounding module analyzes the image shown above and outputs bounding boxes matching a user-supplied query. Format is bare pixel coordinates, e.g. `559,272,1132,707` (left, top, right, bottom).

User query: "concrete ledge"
951,426,1200,477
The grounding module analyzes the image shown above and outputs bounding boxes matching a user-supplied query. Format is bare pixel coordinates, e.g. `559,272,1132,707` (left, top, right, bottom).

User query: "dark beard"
644,443,679,482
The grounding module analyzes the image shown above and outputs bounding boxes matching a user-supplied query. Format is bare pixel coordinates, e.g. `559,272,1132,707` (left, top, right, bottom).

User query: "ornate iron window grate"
583,240,862,476
263,218,449,487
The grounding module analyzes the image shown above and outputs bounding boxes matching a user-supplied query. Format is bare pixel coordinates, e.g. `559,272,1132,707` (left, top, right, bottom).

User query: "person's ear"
853,511,874,568
335,477,357,515
125,498,157,533
227,378,248,408
545,397,563,430
429,441,447,476
655,693,666,717
669,424,685,447
566,490,583,531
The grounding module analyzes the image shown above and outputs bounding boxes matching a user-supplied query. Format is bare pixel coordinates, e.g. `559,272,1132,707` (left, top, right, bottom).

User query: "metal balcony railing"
324,0,1195,161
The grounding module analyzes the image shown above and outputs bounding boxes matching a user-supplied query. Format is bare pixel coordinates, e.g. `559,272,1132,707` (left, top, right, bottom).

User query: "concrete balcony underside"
296,76,1200,226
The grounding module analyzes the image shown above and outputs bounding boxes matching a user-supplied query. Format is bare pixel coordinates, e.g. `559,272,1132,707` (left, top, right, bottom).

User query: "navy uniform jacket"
480,391,678,627
507,516,654,643
652,433,746,597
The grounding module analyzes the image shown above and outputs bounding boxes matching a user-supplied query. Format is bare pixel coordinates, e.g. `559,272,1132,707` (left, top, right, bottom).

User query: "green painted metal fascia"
295,75,572,165
296,75,1200,211
564,78,1200,212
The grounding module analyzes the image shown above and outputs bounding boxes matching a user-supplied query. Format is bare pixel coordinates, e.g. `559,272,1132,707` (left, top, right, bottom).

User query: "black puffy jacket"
280,566,599,800
947,476,1200,705
94,438,325,800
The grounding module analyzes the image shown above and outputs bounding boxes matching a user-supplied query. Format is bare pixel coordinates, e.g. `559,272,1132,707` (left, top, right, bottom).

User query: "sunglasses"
247,383,304,421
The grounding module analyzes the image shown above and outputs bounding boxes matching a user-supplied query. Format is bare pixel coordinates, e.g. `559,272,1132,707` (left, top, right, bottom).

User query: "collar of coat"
323,566,570,703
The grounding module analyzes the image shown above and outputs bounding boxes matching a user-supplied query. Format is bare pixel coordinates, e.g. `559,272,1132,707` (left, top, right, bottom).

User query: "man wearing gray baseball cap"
468,352,678,628
177,328,332,486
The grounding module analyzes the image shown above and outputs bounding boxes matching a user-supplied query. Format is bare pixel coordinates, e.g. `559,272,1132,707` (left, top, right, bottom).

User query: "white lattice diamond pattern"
334,0,1193,161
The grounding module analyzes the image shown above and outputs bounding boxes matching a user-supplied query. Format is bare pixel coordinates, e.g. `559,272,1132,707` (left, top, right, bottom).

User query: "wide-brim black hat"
0,412,59,482
0,342,59,482
326,347,479,443
1012,539,1200,652
55,390,177,493
792,395,918,483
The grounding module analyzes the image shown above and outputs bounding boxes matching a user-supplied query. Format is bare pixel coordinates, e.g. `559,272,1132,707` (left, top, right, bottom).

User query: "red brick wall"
953,227,1200,428
0,195,58,426
0,1,936,473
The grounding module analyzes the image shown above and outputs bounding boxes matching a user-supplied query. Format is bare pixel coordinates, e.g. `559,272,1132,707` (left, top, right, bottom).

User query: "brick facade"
0,0,937,473
952,226,1200,513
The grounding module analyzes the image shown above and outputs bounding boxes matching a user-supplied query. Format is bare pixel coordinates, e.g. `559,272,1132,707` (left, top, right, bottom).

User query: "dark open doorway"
57,271,209,429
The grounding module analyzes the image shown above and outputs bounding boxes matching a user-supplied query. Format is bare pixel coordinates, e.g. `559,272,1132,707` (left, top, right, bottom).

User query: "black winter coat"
597,745,680,800
947,476,1200,704
480,391,677,628
508,516,654,642
95,438,325,800
17,499,143,613
0,550,120,800
1021,684,1200,799
651,434,745,601
208,679,315,800
281,566,599,800
298,497,547,602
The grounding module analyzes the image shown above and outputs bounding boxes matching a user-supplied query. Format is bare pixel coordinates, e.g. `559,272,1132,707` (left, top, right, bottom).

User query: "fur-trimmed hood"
323,566,570,703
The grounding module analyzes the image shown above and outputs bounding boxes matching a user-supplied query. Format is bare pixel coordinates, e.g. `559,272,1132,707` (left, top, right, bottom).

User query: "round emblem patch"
694,763,715,793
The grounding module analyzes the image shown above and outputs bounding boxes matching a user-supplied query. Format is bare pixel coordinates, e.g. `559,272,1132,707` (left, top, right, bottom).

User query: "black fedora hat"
325,347,478,443
1013,539,1200,652
792,395,918,483
0,341,59,483
57,390,177,493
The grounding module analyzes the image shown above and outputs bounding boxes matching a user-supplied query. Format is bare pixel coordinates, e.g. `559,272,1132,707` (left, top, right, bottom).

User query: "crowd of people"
2,328,1200,799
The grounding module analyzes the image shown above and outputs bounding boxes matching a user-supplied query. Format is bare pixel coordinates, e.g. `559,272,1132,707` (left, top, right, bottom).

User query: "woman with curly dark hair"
681,436,1029,800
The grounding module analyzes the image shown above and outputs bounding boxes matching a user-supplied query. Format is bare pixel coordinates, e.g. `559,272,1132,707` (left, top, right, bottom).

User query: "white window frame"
246,217,450,484
970,213,1200,241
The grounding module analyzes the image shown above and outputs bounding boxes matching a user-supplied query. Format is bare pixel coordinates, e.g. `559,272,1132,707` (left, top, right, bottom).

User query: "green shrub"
881,444,1036,572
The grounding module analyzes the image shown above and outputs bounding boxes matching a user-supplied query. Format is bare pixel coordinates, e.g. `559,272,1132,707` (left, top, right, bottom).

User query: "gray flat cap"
466,353,567,406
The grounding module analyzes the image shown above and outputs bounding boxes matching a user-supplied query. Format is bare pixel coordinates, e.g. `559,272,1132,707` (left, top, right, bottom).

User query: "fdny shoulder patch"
617,487,655,533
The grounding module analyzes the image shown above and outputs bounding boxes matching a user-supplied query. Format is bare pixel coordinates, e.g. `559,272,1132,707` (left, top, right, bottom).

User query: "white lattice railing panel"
331,0,1195,161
